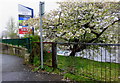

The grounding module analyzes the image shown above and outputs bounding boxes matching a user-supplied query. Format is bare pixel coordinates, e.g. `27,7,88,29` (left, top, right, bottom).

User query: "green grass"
32,52,52,66
57,55,120,82
33,56,40,66
32,53,120,82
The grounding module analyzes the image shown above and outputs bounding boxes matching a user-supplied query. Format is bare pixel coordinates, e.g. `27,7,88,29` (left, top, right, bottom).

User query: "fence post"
52,42,57,68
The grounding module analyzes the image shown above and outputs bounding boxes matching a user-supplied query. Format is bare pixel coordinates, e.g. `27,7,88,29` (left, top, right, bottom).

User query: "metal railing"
56,42,120,82
0,38,31,53
31,42,57,68
28,42,120,82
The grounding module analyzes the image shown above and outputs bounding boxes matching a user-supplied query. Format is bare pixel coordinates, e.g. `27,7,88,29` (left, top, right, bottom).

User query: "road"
1,54,64,82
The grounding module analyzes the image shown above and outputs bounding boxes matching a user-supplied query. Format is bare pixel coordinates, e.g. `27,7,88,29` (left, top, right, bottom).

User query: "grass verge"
31,54,120,82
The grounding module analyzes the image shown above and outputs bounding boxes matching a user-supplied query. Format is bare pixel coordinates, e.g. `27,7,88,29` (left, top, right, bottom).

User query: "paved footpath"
1,54,65,82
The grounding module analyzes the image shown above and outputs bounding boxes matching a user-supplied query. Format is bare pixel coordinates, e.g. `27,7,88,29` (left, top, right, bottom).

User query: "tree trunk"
69,44,86,57
69,50,76,56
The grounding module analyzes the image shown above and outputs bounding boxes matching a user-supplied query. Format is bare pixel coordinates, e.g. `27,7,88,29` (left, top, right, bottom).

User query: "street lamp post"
39,1,45,69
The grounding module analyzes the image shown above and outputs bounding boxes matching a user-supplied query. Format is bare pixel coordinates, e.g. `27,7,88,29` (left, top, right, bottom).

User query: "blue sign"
18,4,34,34
18,4,34,18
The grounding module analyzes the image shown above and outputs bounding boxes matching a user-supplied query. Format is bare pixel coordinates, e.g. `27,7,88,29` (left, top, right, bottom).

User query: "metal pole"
40,16,43,68
39,2,44,69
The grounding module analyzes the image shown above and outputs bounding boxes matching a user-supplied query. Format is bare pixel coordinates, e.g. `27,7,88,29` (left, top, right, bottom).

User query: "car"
57,50,71,56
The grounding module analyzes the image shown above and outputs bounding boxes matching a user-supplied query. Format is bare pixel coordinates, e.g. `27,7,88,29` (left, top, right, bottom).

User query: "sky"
0,0,119,37
0,0,62,37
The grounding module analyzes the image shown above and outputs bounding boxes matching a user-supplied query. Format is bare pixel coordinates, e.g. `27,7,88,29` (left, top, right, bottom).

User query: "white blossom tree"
25,1,120,56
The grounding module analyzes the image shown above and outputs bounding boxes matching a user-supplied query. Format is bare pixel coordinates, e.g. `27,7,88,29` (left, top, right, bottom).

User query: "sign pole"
39,2,44,69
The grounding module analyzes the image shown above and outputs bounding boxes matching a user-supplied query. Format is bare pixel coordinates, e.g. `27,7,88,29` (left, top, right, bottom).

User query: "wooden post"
52,42,57,68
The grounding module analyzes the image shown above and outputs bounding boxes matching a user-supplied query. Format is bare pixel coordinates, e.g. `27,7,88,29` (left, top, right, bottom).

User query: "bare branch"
88,19,120,43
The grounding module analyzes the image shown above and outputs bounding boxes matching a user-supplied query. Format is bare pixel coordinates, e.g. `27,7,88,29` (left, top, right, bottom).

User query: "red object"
19,27,32,34
47,51,51,53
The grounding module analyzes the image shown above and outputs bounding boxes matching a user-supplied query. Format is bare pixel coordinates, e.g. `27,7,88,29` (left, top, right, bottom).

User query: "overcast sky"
0,0,63,36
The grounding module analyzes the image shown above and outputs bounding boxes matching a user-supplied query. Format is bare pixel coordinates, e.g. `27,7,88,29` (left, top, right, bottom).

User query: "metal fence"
0,38,31,53
56,42,120,82
25,42,120,82
31,42,57,67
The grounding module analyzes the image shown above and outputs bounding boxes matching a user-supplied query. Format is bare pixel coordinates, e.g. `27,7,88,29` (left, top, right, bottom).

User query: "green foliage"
31,45,52,67
43,52,52,66
33,56,40,66
24,35,40,42
32,66,41,72
30,35,40,42
64,73,92,82
44,65,53,73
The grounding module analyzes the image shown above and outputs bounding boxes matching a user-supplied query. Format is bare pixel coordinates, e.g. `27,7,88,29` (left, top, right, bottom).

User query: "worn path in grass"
1,54,63,82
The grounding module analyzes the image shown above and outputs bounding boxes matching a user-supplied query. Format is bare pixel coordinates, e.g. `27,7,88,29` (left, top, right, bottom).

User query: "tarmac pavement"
1,54,64,82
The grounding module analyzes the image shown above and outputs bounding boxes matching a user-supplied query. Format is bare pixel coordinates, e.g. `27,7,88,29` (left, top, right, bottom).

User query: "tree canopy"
3,17,18,39
43,2,119,43
24,1,120,56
